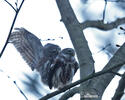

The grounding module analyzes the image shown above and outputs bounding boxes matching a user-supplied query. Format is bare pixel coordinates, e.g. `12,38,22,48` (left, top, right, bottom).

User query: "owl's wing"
9,28,43,70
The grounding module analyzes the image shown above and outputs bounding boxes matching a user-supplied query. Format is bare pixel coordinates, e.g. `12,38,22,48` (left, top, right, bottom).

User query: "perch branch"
59,87,79,100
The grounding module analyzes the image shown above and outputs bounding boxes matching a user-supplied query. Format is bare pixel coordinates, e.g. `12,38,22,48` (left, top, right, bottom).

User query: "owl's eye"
67,49,73,53
63,48,75,56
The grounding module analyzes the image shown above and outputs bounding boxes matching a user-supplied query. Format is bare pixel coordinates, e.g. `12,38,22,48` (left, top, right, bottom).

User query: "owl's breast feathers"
48,49,79,89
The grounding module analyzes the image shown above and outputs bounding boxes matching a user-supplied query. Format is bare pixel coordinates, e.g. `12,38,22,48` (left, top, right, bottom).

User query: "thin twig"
107,0,125,2
8,76,28,100
15,0,18,10
39,60,125,100
103,0,107,21
97,43,111,54
0,70,28,100
0,0,25,58
109,71,122,77
4,0,16,12
120,27,125,31
18,0,25,11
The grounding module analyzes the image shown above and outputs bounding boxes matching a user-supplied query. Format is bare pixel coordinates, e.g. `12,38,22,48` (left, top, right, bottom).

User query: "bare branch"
18,0,24,11
59,87,79,100
80,17,125,30
103,0,107,21
107,0,125,2
97,43,111,54
15,0,18,10
86,42,125,100
0,70,28,100
109,71,122,77
112,72,125,100
120,27,125,31
0,0,25,58
4,0,16,12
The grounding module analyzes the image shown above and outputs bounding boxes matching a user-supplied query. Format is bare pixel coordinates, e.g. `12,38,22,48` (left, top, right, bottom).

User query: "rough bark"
112,72,125,100
80,18,125,30
86,43,125,100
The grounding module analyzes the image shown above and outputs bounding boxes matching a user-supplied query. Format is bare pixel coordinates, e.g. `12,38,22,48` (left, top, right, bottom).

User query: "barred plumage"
9,28,43,70
9,28,79,89
48,48,79,89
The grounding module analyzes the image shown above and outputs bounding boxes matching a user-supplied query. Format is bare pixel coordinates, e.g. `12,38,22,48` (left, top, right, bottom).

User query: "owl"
48,48,79,89
9,28,79,89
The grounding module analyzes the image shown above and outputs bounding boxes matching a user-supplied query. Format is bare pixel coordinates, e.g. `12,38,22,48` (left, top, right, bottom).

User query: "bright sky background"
0,0,125,100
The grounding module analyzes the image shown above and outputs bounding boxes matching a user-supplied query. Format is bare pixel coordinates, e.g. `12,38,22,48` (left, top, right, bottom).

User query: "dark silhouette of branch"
109,71,122,77
80,17,125,30
103,0,107,21
120,27,125,31
13,80,28,100
97,43,111,54
112,72,125,100
59,87,79,100
39,60,125,100
0,0,25,58
15,0,18,11
4,0,16,12
0,70,28,100
107,0,125,2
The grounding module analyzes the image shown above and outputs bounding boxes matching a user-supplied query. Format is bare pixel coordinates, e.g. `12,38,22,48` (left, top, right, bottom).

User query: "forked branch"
0,0,25,58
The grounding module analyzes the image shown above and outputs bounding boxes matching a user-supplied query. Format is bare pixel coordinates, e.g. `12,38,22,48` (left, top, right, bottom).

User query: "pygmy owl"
9,28,79,89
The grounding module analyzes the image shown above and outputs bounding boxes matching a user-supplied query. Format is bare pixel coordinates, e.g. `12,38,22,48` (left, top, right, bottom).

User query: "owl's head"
61,48,75,56
60,48,75,62
43,43,61,59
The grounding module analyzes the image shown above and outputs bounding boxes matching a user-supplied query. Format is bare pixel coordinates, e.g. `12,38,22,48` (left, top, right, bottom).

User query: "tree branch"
112,72,125,100
55,1,95,100
4,0,16,12
80,17,125,30
107,0,125,2
0,69,28,100
86,42,125,100
109,71,122,77
59,87,79,100
0,0,25,58
103,0,107,21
